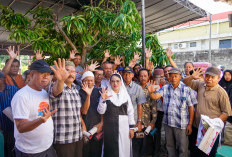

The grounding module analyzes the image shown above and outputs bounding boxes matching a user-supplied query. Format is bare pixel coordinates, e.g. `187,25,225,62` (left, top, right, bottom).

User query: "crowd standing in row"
0,46,232,157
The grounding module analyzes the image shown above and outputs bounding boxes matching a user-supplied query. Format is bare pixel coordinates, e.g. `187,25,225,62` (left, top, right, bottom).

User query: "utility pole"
141,0,146,67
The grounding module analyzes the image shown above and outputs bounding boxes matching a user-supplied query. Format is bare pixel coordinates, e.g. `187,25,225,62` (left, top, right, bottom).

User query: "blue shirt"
157,82,197,129
0,85,19,131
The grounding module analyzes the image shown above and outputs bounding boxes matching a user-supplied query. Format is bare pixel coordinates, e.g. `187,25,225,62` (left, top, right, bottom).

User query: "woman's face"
224,71,232,82
110,75,122,92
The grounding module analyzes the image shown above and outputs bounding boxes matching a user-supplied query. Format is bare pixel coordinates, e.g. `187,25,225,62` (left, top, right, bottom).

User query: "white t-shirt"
11,85,54,154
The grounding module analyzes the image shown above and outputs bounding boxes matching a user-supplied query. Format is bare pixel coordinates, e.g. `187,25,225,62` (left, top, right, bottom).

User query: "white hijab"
106,73,130,106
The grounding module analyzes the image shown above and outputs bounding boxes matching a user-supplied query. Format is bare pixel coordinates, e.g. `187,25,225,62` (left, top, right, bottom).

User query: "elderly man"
0,71,19,157
11,60,57,157
2,46,25,88
79,71,103,157
122,66,146,157
183,67,232,157
49,60,89,157
101,61,114,88
148,67,197,157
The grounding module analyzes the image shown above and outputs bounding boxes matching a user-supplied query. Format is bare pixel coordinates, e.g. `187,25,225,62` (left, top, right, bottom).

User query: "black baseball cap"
123,66,134,74
30,60,52,73
205,67,221,76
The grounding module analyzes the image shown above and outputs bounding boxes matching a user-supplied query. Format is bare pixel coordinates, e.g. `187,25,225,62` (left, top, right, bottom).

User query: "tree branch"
87,37,103,50
52,13,77,51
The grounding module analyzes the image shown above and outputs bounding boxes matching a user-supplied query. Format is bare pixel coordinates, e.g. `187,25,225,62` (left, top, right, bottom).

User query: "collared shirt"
101,78,110,89
0,85,18,131
79,88,101,130
157,82,197,129
49,83,82,144
141,84,157,127
187,80,232,128
75,65,84,74
5,74,25,88
125,81,146,122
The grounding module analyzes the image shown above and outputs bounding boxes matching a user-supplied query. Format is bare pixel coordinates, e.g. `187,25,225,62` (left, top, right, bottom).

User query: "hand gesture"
192,68,204,80
40,105,57,123
129,129,134,139
147,80,158,93
166,47,173,58
186,124,192,135
136,122,143,132
50,58,69,82
146,49,152,58
35,50,44,60
134,51,141,61
87,60,100,71
69,50,77,60
99,87,112,100
147,60,154,71
82,82,94,96
6,46,18,59
129,59,136,68
104,49,111,58
114,55,123,66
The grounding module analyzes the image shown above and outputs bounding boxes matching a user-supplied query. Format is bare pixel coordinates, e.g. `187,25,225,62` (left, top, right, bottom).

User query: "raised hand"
82,82,94,96
147,80,158,93
134,51,141,61
147,60,154,71
166,47,173,58
99,87,112,100
69,50,77,60
114,55,123,66
104,49,111,58
88,60,100,71
50,58,69,82
192,68,204,80
6,46,18,59
35,50,44,60
40,105,57,123
146,49,152,58
128,59,136,68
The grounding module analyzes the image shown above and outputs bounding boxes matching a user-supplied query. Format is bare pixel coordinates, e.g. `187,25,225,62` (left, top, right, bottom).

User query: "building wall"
173,48,232,70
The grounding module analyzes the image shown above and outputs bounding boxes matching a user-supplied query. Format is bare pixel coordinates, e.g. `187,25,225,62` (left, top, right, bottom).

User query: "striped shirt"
49,83,82,144
0,84,18,131
157,82,197,129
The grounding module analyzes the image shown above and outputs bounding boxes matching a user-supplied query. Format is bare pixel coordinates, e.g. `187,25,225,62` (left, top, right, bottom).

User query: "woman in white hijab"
97,73,135,157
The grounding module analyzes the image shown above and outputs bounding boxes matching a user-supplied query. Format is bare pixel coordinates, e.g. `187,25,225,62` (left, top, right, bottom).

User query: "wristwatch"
137,119,142,122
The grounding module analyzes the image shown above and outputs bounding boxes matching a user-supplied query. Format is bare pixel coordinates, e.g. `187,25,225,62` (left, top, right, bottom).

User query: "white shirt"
11,85,54,154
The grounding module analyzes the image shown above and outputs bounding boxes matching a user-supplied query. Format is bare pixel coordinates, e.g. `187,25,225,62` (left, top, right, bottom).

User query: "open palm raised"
99,88,112,100
50,58,69,81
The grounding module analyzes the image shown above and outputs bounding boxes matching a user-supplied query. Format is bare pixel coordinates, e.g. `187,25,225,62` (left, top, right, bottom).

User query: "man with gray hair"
49,60,92,157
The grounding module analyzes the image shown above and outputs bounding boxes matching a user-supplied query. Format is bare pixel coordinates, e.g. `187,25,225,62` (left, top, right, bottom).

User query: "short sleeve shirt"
157,82,197,129
125,81,146,122
187,80,232,128
49,83,82,144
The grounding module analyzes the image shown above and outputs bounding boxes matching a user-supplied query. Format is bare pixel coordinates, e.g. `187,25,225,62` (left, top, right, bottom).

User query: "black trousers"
83,139,102,157
54,141,83,157
154,111,164,154
15,146,57,157
3,131,15,157
189,126,219,157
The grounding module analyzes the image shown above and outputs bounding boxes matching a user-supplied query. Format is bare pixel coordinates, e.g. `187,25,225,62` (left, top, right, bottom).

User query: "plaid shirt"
49,83,82,144
157,82,197,129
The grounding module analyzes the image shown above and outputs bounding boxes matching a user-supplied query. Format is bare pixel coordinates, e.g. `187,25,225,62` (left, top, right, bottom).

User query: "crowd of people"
0,46,232,157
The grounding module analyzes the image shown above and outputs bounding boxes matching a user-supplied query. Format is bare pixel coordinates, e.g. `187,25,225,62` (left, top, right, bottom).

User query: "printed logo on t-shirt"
38,102,49,117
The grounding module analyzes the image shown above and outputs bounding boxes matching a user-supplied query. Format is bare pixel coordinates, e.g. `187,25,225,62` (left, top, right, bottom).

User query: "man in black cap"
0,71,19,157
147,67,197,157
122,66,146,157
183,67,232,157
11,60,58,157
